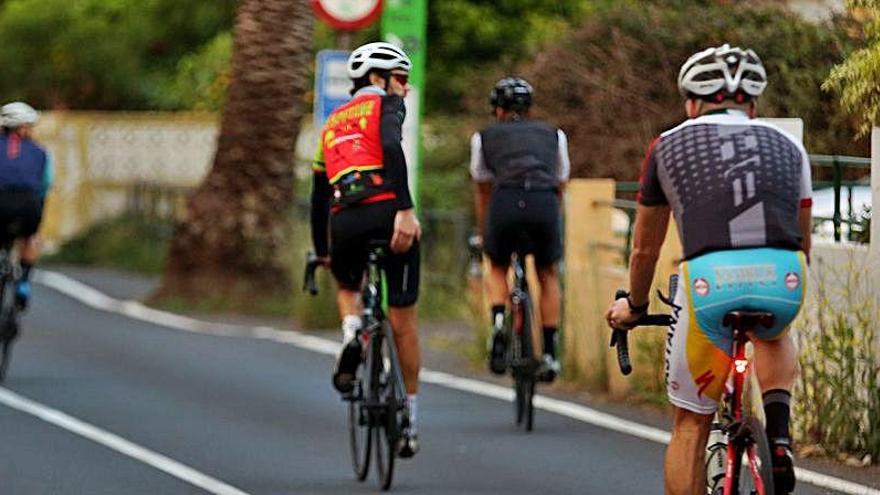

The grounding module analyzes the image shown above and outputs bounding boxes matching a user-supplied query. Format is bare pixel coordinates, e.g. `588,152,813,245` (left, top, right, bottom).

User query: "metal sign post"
381,0,427,208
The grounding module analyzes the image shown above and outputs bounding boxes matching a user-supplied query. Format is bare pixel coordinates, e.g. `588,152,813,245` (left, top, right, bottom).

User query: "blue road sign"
314,50,352,130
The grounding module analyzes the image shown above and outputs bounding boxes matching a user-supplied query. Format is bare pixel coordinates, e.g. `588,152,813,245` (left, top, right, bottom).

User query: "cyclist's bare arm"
628,205,670,306
798,204,811,263
607,205,670,328
473,182,492,238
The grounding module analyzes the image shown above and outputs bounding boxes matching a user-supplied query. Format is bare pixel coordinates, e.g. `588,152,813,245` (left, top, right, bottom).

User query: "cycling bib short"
666,247,806,414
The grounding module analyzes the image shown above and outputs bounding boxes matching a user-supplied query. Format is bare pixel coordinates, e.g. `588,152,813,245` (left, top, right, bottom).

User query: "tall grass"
792,251,880,462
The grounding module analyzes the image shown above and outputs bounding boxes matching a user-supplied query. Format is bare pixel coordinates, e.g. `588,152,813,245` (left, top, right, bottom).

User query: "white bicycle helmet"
1,102,39,128
347,42,412,79
678,44,767,100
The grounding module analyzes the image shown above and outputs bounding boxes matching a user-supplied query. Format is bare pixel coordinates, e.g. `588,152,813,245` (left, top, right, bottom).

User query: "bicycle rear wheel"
511,293,535,431
731,416,775,495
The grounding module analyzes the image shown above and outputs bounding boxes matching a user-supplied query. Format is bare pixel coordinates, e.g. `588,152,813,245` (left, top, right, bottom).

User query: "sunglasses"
390,72,409,85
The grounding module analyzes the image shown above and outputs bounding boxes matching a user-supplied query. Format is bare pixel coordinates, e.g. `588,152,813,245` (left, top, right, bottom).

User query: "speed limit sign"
311,0,382,31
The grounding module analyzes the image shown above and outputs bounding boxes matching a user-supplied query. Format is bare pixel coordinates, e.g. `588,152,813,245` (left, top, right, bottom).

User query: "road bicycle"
505,251,542,432
467,234,550,433
304,242,410,491
611,278,778,494
0,241,22,383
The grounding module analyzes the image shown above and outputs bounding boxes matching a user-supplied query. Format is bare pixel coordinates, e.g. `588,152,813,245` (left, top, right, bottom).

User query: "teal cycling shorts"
666,247,807,414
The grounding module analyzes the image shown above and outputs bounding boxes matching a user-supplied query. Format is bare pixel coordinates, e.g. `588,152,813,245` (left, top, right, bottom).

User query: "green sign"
381,0,427,208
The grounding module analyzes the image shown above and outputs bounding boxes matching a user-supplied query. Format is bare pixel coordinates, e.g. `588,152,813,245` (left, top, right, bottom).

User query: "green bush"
45,214,171,274
792,253,880,462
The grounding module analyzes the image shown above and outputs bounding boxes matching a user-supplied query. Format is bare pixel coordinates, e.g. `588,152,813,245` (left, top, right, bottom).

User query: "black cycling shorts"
330,200,420,307
484,188,562,268
0,187,43,245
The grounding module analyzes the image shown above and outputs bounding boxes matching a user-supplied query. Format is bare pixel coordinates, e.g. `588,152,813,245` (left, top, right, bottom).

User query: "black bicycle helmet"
489,77,533,112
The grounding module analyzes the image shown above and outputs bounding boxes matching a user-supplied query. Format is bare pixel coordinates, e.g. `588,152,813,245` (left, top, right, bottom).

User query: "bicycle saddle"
722,311,775,332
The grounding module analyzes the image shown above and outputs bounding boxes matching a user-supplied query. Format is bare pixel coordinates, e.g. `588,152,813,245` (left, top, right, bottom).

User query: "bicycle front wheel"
731,416,775,495
348,398,371,481
348,338,372,481
374,333,399,491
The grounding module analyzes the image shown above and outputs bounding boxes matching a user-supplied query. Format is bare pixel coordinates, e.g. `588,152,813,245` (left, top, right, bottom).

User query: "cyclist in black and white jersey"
606,45,811,494
470,77,570,381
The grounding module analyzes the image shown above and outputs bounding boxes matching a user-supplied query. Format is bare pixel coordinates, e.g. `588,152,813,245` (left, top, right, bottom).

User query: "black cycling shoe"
332,338,362,394
770,438,796,494
396,431,419,459
488,329,507,375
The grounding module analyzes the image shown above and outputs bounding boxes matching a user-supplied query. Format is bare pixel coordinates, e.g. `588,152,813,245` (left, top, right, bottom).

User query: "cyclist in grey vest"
470,77,570,381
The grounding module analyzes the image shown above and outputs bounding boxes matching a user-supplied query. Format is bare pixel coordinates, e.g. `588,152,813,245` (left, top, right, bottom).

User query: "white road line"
34,270,880,495
0,387,250,495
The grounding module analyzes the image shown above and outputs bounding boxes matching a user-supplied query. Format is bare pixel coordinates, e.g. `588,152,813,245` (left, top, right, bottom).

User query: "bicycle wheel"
348,341,371,481
731,416,775,495
374,335,397,491
511,291,536,431
0,278,17,383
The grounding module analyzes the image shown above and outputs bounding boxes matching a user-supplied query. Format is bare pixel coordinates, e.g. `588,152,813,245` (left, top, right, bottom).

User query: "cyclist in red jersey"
310,42,421,457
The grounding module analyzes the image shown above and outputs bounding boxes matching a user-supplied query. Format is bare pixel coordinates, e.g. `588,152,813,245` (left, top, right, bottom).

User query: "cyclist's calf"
388,305,420,395
665,407,713,495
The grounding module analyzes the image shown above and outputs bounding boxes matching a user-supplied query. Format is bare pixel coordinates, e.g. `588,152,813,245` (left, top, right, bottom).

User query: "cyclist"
0,102,53,310
310,42,421,457
470,77,570,381
606,44,810,494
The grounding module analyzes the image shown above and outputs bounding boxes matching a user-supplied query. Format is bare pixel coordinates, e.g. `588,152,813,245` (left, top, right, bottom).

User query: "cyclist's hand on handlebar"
606,297,640,330
391,208,421,254
316,255,331,267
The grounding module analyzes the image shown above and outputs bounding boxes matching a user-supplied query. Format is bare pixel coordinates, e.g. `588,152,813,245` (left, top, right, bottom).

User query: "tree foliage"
823,0,880,135
515,1,867,181
425,0,589,113
0,0,236,109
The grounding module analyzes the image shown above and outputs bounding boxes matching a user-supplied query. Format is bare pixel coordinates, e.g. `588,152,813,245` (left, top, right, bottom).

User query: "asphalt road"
0,271,855,494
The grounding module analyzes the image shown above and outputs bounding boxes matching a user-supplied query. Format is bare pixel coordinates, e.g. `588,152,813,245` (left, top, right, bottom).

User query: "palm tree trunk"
158,0,313,305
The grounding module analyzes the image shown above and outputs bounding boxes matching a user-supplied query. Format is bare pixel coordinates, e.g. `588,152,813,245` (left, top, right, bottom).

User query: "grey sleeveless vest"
481,120,559,191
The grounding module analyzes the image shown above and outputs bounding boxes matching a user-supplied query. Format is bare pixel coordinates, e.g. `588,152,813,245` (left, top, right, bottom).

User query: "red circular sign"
311,0,382,31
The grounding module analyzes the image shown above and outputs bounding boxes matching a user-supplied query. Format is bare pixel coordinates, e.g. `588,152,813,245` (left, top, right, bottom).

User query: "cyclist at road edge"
310,42,421,457
0,102,53,310
470,77,570,381
605,45,811,494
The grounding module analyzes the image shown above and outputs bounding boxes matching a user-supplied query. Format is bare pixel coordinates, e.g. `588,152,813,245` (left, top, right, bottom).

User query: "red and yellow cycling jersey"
313,92,395,207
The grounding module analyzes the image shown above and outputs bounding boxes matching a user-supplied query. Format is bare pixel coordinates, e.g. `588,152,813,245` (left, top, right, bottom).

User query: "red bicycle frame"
722,332,768,495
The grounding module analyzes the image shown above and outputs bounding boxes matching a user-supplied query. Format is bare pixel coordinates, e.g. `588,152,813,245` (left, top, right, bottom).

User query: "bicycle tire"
349,333,375,481
0,276,17,383
374,335,397,491
731,416,775,495
519,293,535,432
514,378,525,425
348,397,371,481
510,291,537,431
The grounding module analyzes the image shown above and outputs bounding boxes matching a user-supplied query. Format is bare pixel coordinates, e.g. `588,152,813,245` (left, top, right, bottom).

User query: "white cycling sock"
341,315,361,343
407,394,418,434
